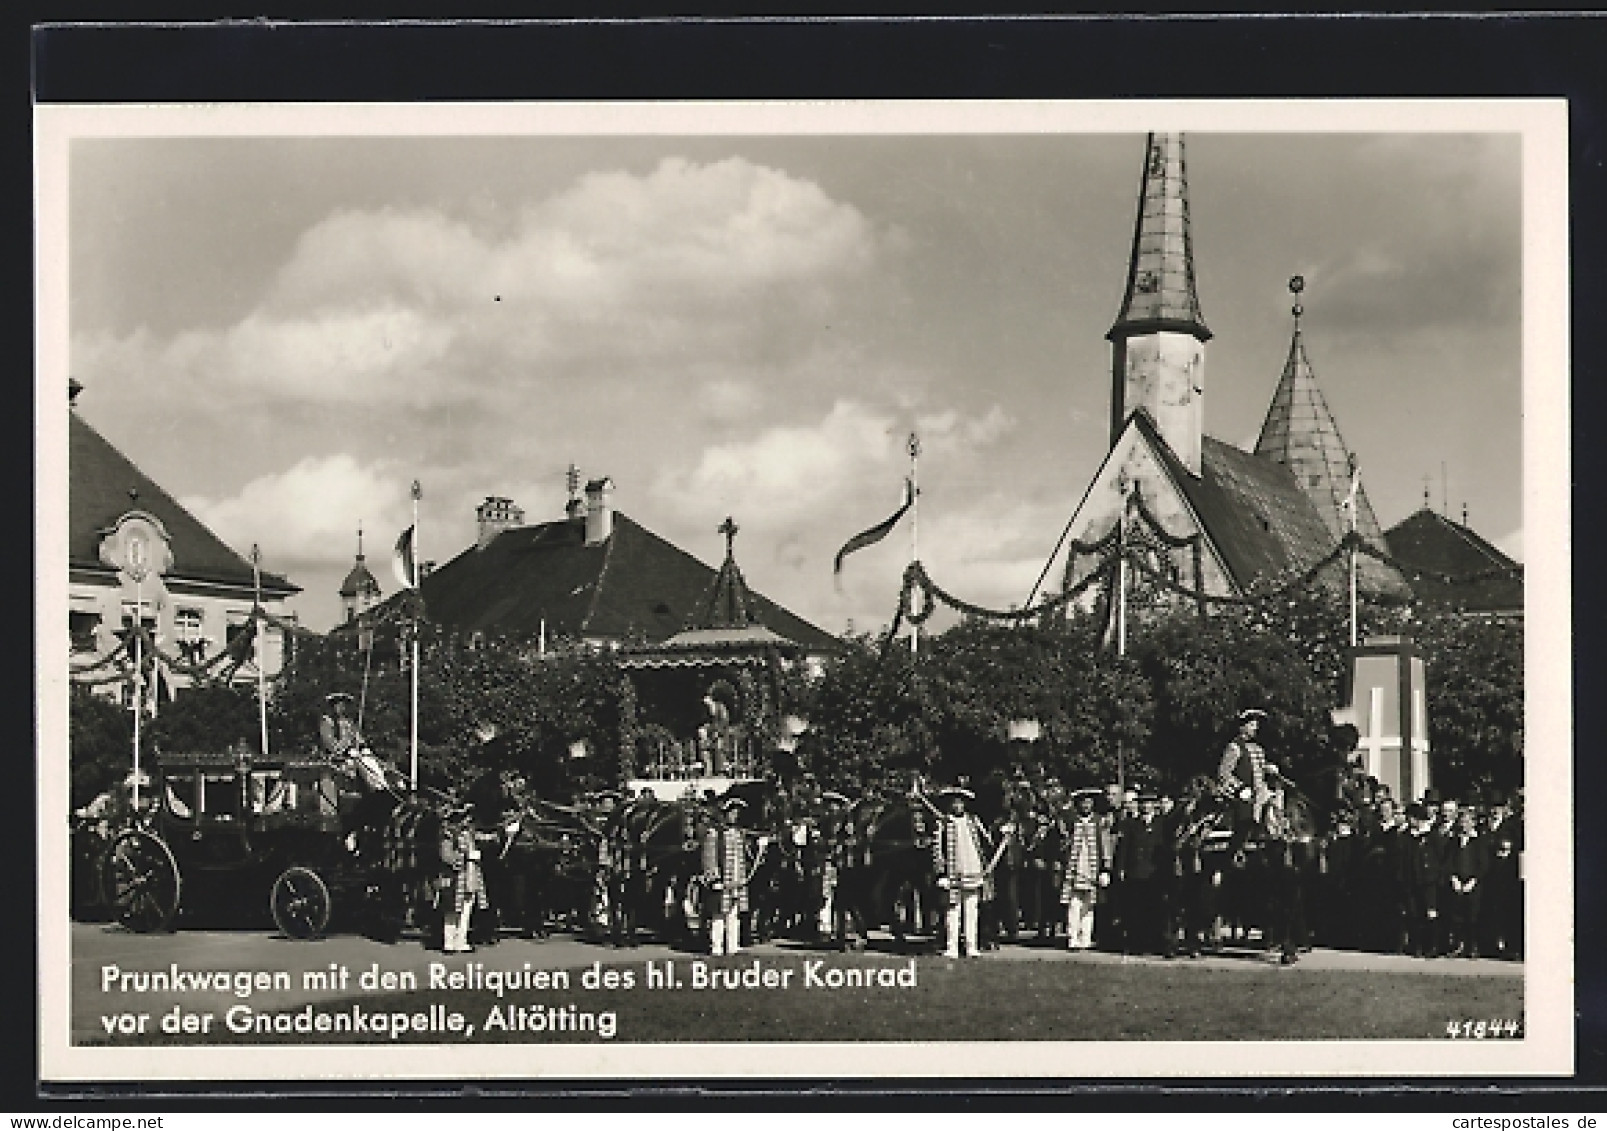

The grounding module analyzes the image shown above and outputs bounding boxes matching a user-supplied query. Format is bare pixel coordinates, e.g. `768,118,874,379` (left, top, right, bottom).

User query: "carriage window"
200,772,240,817
249,770,296,814
163,773,195,820
290,768,338,815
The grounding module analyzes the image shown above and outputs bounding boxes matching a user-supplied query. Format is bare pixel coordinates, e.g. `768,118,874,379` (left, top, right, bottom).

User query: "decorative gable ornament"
97,511,174,582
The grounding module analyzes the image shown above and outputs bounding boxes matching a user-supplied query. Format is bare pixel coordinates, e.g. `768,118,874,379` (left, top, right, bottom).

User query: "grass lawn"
87,953,1523,1045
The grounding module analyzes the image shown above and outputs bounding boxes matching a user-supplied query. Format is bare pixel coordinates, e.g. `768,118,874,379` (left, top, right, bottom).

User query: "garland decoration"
894,525,1523,632
897,552,1116,627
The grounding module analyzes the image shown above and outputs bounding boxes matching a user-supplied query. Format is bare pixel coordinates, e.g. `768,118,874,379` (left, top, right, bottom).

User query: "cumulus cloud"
182,454,411,569
644,397,1033,634
652,400,900,527
73,156,901,414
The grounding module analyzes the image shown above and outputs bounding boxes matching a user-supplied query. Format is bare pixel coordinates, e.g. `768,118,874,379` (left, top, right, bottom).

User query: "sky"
66,123,1524,634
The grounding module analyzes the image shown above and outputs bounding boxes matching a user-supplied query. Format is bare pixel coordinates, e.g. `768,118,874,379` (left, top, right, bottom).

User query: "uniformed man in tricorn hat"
701,794,753,956
1218,707,1271,858
1060,787,1107,950
931,785,992,958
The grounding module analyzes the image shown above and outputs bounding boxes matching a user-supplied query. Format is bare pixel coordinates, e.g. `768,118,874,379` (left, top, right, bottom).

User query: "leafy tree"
1412,610,1523,798
70,685,132,809
1132,601,1337,788
147,683,261,759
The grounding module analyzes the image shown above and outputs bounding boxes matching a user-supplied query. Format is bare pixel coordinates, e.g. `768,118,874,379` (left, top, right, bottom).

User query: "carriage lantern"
1006,718,1042,743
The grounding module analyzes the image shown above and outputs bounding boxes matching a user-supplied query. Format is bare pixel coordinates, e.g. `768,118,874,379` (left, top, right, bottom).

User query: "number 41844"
1447,1018,1522,1038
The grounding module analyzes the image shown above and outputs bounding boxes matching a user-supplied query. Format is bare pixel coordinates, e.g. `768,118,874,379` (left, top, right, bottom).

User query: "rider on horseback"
319,691,407,859
1218,707,1272,860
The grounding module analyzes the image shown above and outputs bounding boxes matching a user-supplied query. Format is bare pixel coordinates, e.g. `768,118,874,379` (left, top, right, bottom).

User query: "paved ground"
73,920,1521,1044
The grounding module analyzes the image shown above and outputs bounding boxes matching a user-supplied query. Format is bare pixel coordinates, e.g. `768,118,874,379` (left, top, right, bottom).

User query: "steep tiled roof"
417,512,840,652
1383,509,1524,613
69,412,298,595
1108,132,1211,342
1255,320,1386,543
1136,414,1408,599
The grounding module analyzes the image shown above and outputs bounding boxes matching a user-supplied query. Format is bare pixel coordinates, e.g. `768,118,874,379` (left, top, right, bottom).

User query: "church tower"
339,525,382,624
1254,278,1385,543
1108,132,1212,475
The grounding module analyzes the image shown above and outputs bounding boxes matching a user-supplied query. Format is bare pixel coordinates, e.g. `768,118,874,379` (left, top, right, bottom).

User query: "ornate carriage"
99,747,444,940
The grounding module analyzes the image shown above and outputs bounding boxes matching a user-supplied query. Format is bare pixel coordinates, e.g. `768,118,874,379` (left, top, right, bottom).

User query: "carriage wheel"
271,866,332,939
106,829,181,933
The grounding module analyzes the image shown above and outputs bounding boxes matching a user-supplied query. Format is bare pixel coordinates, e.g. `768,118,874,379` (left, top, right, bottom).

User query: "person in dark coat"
1479,791,1522,960
1362,795,1410,953
989,808,1025,945
1443,807,1491,958
1401,803,1446,958
1022,805,1065,940
1317,805,1360,950
1115,789,1172,957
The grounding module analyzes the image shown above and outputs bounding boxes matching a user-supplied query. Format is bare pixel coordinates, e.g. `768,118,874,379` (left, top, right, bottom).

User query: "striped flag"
834,478,916,576
392,525,417,590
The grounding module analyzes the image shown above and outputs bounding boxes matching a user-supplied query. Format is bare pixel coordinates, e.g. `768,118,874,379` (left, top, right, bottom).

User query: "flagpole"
410,480,422,792
909,432,920,656
251,545,270,761
1115,478,1130,793
1116,479,1129,659
1346,457,1359,649
131,573,142,812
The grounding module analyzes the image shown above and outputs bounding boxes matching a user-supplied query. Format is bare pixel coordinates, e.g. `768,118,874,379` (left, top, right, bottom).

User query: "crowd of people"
76,693,1525,966
423,711,1526,964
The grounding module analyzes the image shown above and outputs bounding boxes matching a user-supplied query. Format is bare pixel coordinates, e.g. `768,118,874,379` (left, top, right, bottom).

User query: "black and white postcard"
35,99,1572,1082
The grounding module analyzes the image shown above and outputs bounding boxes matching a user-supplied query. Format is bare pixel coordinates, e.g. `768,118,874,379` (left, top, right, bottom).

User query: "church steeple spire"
1107,132,1211,474
1109,133,1211,344
339,521,382,623
1255,277,1385,543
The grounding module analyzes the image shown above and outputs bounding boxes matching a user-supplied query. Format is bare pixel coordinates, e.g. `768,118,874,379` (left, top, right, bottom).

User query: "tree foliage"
70,578,1522,806
70,685,131,809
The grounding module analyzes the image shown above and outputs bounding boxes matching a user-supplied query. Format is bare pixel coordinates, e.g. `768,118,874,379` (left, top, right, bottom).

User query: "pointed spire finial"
1108,132,1211,343
718,515,739,559
1289,274,1305,324
357,521,365,561
1462,502,1469,527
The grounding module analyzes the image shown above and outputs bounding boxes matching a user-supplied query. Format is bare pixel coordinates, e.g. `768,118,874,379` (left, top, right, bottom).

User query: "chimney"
565,463,587,521
584,477,615,545
475,496,524,549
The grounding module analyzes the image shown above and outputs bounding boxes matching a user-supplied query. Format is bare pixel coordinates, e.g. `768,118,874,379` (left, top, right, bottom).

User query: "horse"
826,791,940,952
1169,772,1320,962
615,795,702,947
727,784,814,943
359,792,449,944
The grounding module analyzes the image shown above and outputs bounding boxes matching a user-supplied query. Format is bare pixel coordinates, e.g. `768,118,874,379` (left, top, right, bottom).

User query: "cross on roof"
718,515,739,557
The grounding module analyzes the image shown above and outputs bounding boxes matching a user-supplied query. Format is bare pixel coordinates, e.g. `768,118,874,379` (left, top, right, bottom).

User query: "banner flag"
833,478,916,576
393,524,417,590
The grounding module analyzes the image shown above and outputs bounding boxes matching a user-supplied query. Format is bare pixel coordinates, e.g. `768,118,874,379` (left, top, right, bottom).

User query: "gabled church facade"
1059,133,1411,607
